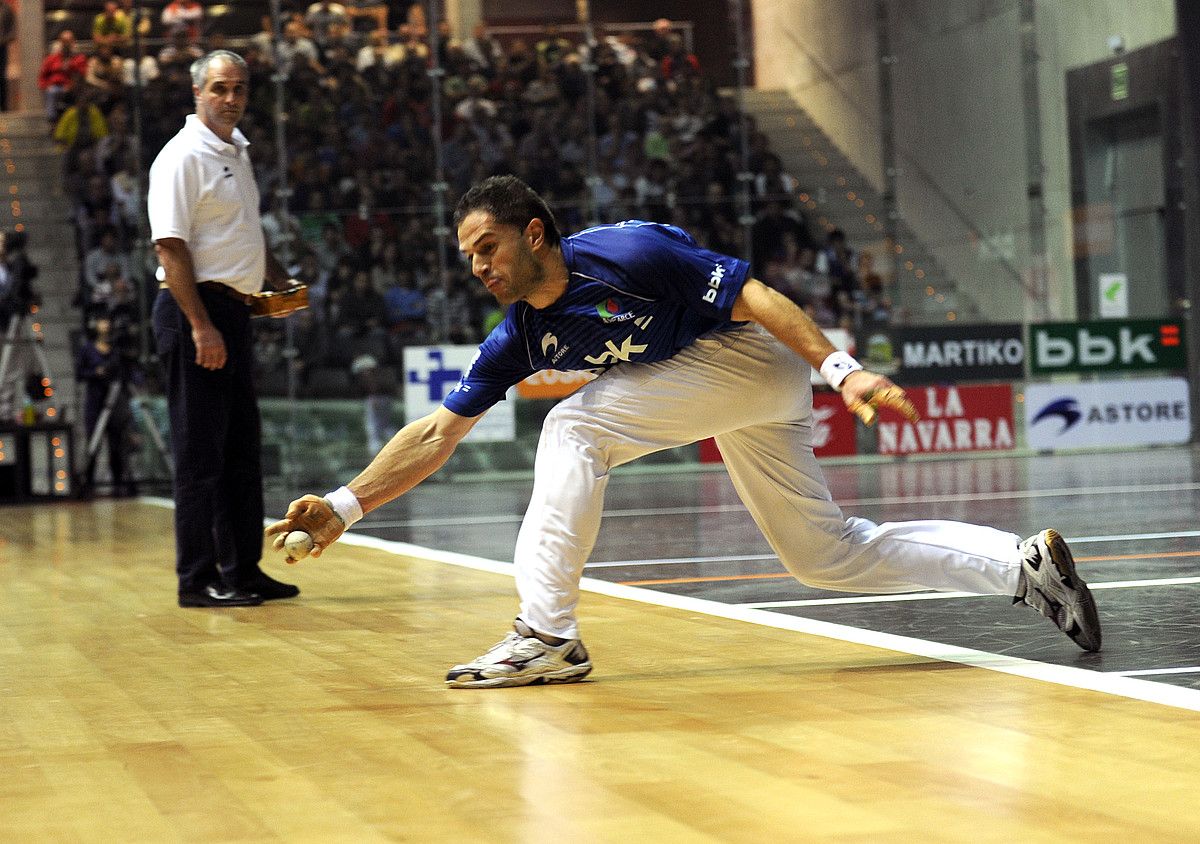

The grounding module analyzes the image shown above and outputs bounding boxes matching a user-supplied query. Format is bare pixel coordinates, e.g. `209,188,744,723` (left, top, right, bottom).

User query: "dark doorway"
1067,39,1184,321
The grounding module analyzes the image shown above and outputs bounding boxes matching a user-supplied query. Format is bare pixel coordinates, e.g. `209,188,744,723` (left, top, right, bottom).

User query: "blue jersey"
443,221,751,418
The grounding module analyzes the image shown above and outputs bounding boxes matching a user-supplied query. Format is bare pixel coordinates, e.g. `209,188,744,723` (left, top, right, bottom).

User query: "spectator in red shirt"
660,34,700,82
38,30,88,123
160,0,202,42
644,17,674,63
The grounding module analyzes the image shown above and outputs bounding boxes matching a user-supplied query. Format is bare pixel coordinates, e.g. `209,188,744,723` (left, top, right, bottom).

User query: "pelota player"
267,175,1101,687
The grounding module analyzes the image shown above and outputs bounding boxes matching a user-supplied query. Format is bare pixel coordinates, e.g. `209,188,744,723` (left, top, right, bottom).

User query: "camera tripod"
0,310,55,421
81,374,173,495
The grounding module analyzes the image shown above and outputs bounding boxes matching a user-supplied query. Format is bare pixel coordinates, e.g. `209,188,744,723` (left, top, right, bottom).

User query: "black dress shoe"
243,572,300,601
178,583,264,608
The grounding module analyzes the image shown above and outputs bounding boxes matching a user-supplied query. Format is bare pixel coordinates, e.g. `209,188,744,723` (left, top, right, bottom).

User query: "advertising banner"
697,393,858,463
875,384,1015,456
403,346,515,442
1028,319,1186,375
858,324,1025,382
516,369,597,400
812,392,858,457
1024,378,1191,450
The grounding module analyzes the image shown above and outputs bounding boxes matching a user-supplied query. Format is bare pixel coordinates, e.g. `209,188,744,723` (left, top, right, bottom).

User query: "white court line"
141,497,1200,711
360,504,745,529
585,553,779,569
359,484,1200,530
361,512,543,528
321,530,1200,714
1069,530,1200,544
737,576,1200,609
744,591,981,609
1092,575,1200,589
1112,667,1200,678
584,530,1200,570
839,481,1200,507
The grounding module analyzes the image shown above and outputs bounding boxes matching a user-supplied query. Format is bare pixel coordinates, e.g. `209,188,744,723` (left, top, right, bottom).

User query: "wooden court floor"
4,449,1200,842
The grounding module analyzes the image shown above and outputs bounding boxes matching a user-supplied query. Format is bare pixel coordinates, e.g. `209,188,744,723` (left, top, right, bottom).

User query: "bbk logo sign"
1029,319,1186,375
702,262,726,303
1025,378,1191,449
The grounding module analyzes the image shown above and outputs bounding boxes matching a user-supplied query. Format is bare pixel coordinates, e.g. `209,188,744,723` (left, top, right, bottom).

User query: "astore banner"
1024,378,1190,449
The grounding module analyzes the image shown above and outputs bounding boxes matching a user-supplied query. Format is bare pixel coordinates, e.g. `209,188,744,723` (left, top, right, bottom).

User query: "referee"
149,50,298,607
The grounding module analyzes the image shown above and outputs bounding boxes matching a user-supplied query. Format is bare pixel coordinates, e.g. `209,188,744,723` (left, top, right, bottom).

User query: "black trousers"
152,288,264,593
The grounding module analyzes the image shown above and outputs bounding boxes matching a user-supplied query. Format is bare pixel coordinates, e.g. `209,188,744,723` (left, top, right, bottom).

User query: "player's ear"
525,218,545,250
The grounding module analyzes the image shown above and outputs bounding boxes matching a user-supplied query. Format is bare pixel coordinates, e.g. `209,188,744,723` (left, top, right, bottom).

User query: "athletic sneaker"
1015,529,1102,652
446,619,593,688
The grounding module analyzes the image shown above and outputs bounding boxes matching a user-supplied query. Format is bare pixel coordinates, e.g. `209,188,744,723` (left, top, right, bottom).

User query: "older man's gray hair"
190,50,248,89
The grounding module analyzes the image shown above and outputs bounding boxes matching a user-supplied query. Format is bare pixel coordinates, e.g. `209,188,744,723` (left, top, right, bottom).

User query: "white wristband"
323,486,363,528
819,351,863,391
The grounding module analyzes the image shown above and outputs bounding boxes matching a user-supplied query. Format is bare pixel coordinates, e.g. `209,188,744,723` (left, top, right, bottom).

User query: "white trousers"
513,324,1022,639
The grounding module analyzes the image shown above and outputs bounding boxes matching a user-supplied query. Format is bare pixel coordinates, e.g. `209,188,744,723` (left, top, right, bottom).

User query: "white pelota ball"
284,530,314,560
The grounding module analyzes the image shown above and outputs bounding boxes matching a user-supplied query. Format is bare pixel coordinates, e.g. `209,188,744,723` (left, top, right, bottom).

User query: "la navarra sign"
876,384,1015,456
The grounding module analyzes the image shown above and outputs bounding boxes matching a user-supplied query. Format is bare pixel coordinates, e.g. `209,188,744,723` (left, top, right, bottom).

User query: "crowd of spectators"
45,4,892,401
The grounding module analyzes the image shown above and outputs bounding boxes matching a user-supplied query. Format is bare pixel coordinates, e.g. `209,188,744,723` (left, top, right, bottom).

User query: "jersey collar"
560,237,576,276
185,113,250,156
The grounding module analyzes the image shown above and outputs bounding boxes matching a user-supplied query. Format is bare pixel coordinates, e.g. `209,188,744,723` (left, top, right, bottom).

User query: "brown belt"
160,281,255,306
198,281,256,305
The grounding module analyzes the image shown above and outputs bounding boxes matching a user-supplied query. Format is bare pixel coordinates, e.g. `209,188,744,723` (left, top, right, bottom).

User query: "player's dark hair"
454,175,562,247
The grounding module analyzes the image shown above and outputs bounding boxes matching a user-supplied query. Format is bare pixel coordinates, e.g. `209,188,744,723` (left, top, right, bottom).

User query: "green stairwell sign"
1098,272,1128,318
1112,62,1129,100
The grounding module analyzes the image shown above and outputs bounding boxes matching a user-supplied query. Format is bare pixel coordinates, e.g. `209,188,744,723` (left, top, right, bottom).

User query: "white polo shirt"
148,113,266,294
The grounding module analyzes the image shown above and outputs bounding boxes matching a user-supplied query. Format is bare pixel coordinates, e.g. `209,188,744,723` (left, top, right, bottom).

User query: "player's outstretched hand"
840,371,919,426
265,494,346,563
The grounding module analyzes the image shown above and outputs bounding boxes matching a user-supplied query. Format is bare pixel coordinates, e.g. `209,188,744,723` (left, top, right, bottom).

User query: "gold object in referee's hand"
250,284,309,318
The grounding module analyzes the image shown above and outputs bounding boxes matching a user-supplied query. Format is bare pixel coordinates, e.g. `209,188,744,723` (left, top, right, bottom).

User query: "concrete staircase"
740,88,980,323
0,111,80,424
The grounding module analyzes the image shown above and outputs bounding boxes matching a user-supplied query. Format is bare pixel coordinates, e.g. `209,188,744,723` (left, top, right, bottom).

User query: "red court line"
616,549,1200,587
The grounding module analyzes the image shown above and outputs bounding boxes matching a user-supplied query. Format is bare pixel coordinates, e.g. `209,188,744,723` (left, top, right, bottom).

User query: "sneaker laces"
471,632,548,667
